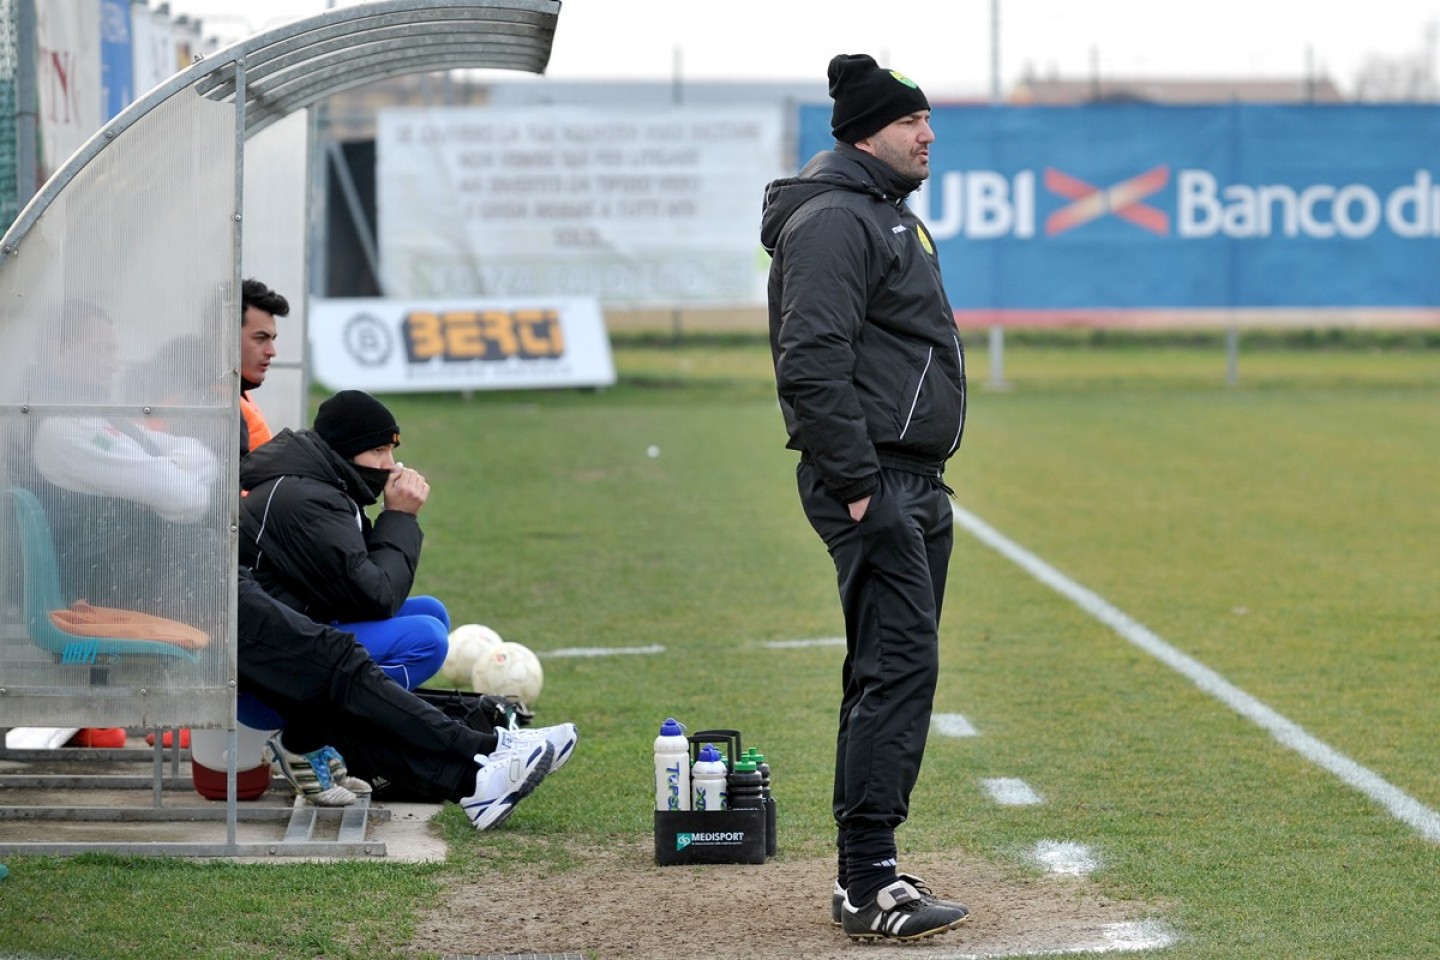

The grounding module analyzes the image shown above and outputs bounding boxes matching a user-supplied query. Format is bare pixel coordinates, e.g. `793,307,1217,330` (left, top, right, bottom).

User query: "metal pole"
15,0,36,210
227,54,249,851
671,44,683,343
1427,22,1438,101
327,140,385,295
987,0,1007,388
989,0,999,107
1225,103,1240,387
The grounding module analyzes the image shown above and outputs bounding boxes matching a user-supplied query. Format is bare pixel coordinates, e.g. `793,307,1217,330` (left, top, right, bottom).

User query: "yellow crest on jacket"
916,224,935,256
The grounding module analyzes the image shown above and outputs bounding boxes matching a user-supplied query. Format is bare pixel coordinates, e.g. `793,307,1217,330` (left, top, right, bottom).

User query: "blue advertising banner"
797,104,1440,312
100,0,132,120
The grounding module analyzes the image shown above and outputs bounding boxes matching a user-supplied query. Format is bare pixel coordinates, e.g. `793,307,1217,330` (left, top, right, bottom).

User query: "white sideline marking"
540,644,665,659
954,503,1440,844
932,713,979,737
1098,919,1178,952
923,918,1176,958
1031,839,1099,876
761,636,846,649
984,777,1043,806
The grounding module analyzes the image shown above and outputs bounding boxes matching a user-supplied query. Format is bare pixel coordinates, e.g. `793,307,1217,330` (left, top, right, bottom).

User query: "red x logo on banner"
1044,165,1171,236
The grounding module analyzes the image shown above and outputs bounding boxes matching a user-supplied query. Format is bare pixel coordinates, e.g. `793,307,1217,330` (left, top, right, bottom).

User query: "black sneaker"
832,873,960,926
841,877,971,942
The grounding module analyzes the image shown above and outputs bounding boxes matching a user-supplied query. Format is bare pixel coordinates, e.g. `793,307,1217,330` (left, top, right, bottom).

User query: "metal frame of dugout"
0,0,561,858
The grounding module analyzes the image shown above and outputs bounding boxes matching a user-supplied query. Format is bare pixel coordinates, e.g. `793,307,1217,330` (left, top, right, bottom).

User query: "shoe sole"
844,913,971,943
338,776,373,796
306,786,358,807
465,742,554,830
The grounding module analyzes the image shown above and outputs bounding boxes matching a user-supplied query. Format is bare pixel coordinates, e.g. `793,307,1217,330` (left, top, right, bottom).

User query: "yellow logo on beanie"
916,224,934,255
890,70,920,89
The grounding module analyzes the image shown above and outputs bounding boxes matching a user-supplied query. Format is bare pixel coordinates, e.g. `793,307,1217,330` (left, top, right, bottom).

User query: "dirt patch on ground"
410,841,1161,959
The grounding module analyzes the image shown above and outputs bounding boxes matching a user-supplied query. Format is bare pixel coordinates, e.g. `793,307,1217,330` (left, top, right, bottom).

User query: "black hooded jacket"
238,428,421,623
761,144,966,503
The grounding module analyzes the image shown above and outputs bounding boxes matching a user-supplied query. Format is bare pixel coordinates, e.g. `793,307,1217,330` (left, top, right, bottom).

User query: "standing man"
760,54,969,943
239,278,288,455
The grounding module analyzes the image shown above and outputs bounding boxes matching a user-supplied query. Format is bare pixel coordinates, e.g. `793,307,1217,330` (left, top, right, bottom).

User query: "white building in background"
20,0,218,194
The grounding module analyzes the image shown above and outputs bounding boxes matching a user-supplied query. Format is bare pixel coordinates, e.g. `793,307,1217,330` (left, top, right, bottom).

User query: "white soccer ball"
441,623,503,688
471,641,544,705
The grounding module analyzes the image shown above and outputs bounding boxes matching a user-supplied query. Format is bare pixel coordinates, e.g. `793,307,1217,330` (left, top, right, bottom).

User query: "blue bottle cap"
697,743,723,763
659,718,684,736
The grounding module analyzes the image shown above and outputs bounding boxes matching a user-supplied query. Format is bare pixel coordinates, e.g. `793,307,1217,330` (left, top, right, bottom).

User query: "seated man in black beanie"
240,390,448,692
236,567,552,829
761,53,970,942
238,389,578,804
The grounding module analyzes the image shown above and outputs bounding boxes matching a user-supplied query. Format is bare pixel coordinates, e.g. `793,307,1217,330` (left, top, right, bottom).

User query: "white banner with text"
377,105,783,308
310,297,616,393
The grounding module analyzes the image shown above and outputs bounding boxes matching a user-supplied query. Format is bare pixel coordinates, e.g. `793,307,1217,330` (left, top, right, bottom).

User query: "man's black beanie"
314,390,401,459
829,53,931,144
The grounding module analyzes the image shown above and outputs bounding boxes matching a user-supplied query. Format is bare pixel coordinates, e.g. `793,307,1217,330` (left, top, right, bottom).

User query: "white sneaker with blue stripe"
461,729,554,830
512,721,578,773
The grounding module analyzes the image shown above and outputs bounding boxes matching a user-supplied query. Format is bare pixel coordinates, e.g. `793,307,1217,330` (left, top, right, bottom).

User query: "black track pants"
236,570,487,803
798,463,953,895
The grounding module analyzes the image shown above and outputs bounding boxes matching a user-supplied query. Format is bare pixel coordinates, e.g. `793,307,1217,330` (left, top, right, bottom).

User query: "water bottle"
743,747,771,795
728,758,764,810
746,747,778,857
653,718,690,812
691,743,728,812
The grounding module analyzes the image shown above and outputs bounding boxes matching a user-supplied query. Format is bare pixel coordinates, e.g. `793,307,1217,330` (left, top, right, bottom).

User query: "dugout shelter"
0,0,562,857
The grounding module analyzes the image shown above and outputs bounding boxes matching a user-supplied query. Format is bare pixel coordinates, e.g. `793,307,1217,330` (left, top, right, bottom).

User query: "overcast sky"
164,0,1440,98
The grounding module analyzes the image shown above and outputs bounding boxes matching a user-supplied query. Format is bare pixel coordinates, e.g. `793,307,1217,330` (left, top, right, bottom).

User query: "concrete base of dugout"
0,733,448,861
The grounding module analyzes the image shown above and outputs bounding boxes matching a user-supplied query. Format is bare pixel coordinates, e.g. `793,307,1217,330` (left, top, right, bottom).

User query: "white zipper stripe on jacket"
897,346,934,440
947,333,965,454
252,475,286,569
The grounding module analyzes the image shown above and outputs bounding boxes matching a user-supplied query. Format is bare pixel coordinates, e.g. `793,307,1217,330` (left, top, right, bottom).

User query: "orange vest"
240,393,273,452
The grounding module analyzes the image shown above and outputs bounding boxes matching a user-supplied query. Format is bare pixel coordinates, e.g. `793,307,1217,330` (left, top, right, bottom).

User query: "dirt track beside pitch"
410,841,1161,959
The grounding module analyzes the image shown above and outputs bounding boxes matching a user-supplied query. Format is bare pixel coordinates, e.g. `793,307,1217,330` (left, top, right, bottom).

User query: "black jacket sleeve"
248,477,422,622
772,204,882,502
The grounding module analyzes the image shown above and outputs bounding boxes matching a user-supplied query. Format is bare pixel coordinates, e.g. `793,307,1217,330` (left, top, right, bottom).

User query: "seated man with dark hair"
239,277,289,456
